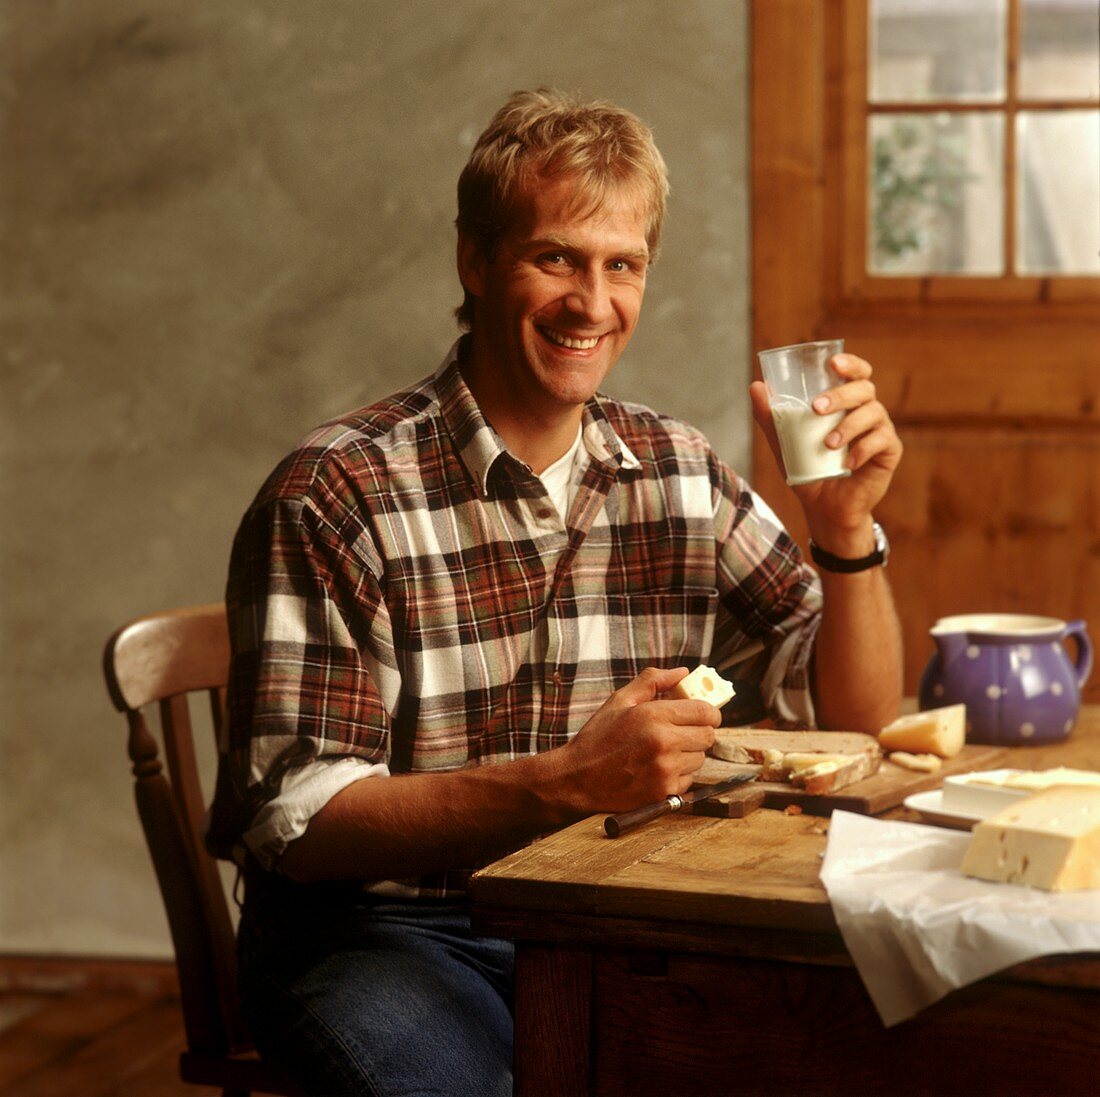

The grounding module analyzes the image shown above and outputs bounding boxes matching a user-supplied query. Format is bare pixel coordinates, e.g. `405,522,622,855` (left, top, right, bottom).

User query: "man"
208,89,902,1096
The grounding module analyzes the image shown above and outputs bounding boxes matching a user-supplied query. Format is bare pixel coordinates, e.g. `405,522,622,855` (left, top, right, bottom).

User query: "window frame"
828,0,1100,313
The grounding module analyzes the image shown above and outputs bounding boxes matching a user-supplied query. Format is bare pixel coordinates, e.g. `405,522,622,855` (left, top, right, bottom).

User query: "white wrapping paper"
819,811,1100,1026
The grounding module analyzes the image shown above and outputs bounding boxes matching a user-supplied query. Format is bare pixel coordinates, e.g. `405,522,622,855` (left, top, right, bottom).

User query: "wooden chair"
103,604,301,1097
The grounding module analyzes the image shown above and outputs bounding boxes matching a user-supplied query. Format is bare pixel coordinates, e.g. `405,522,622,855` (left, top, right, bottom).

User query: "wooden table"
471,707,1100,1097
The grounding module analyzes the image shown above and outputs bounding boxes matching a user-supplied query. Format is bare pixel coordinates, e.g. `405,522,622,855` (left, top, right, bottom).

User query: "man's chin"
539,365,614,408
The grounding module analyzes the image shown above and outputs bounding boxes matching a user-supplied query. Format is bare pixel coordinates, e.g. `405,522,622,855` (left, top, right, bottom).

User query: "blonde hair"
454,88,669,328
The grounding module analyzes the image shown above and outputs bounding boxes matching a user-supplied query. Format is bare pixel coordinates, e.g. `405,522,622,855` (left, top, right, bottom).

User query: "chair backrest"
103,604,248,1056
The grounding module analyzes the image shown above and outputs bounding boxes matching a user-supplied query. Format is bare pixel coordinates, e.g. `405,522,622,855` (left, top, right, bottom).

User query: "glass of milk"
757,339,851,486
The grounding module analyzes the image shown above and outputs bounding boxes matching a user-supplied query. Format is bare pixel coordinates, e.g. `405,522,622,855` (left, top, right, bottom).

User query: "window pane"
1019,0,1100,101
870,0,1006,103
1017,110,1100,274
869,112,1005,275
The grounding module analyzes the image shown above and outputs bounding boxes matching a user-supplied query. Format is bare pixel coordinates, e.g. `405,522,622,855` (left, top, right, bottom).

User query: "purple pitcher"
918,614,1093,746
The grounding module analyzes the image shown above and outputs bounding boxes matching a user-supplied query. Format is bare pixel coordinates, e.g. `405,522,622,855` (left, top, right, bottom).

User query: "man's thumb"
609,666,689,708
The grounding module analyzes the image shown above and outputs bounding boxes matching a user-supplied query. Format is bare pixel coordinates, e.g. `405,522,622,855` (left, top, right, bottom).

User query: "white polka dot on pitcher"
1019,723,1035,738
986,685,1002,699
1065,719,1074,734
966,645,980,659
1018,647,1032,661
1050,682,1063,696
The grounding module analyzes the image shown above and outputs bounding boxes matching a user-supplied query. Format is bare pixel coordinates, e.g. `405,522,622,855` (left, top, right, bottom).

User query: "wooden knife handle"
604,798,674,838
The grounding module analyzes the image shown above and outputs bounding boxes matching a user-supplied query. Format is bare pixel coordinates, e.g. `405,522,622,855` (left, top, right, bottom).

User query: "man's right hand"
552,666,721,813
280,666,722,884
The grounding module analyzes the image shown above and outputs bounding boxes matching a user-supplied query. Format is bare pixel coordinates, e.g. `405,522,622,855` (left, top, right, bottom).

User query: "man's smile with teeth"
539,326,601,350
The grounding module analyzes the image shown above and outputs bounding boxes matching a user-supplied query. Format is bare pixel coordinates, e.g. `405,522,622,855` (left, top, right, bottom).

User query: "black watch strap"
809,522,889,573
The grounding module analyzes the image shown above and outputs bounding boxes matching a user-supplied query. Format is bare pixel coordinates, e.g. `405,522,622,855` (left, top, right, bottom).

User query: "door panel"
751,0,1100,703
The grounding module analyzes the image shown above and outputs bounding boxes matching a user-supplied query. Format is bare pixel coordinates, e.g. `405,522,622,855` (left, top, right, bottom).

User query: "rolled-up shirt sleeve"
708,461,822,728
206,483,401,870
240,756,390,871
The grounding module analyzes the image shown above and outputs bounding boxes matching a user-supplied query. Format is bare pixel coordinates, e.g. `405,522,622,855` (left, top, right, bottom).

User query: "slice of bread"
788,752,880,793
712,729,883,794
712,729,881,764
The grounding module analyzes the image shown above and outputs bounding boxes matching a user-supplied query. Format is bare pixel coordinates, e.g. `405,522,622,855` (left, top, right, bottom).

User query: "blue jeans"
237,881,515,1097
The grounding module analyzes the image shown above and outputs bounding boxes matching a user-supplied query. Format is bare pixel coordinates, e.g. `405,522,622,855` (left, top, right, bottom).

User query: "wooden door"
750,0,1100,703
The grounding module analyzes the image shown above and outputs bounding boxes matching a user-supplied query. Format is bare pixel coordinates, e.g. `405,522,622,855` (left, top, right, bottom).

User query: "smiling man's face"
459,172,649,449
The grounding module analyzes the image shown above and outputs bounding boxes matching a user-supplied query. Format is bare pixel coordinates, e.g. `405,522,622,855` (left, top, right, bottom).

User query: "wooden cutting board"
690,743,1007,818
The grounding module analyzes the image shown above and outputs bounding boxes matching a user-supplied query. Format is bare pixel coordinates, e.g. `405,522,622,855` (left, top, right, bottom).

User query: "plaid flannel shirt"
206,340,822,895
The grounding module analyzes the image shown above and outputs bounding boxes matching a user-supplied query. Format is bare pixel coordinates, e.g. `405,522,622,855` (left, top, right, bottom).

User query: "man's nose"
564,272,613,325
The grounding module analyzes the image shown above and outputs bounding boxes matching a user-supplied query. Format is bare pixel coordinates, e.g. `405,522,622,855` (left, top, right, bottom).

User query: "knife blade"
603,771,759,838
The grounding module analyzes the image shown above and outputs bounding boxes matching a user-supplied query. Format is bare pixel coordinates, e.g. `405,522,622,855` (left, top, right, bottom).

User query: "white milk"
771,401,849,485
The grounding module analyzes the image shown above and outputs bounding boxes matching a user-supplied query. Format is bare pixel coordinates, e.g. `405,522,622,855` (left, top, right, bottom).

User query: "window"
837,0,1099,299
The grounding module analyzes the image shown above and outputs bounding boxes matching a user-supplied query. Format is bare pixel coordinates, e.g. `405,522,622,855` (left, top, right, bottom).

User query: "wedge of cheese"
961,785,1100,891
878,704,966,758
668,665,735,708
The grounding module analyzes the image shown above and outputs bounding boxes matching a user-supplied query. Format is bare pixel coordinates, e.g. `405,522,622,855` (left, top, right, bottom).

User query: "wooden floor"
0,959,216,1097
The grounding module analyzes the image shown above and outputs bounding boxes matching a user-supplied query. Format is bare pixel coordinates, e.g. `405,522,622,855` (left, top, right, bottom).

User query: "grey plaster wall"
1,0,750,957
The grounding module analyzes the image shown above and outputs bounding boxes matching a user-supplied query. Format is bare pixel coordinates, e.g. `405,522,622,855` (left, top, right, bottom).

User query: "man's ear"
456,233,487,298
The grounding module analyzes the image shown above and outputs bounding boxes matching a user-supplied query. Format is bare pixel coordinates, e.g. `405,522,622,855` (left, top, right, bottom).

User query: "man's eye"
609,259,643,275
541,252,567,266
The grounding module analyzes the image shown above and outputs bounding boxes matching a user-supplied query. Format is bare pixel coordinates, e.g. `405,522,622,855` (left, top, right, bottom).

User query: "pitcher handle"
1063,619,1093,689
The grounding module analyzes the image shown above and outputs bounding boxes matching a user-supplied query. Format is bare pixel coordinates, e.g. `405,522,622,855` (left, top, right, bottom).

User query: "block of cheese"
961,785,1100,891
668,665,735,708
878,704,966,758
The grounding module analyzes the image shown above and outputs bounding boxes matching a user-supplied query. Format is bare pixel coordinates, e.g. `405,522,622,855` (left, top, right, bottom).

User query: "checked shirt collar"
433,338,642,500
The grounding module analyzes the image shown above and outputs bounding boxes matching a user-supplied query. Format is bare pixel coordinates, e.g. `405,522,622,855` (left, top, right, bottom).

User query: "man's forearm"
811,564,903,733
279,749,577,884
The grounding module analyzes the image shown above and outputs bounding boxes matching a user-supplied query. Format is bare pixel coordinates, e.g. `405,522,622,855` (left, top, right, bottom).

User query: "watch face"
873,522,889,559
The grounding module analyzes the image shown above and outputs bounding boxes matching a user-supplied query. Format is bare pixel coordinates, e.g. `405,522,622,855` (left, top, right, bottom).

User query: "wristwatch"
809,521,889,573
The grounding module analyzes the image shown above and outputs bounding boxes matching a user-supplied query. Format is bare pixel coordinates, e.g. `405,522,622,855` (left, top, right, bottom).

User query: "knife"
603,771,759,838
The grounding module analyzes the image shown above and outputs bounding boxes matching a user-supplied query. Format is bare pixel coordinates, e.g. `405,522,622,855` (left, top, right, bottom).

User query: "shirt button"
552,670,563,687
536,507,554,520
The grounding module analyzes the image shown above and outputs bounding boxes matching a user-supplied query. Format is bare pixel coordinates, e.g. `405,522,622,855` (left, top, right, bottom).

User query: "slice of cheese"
889,751,942,773
761,750,850,776
961,785,1100,891
668,665,735,708
878,704,966,758
792,754,878,794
